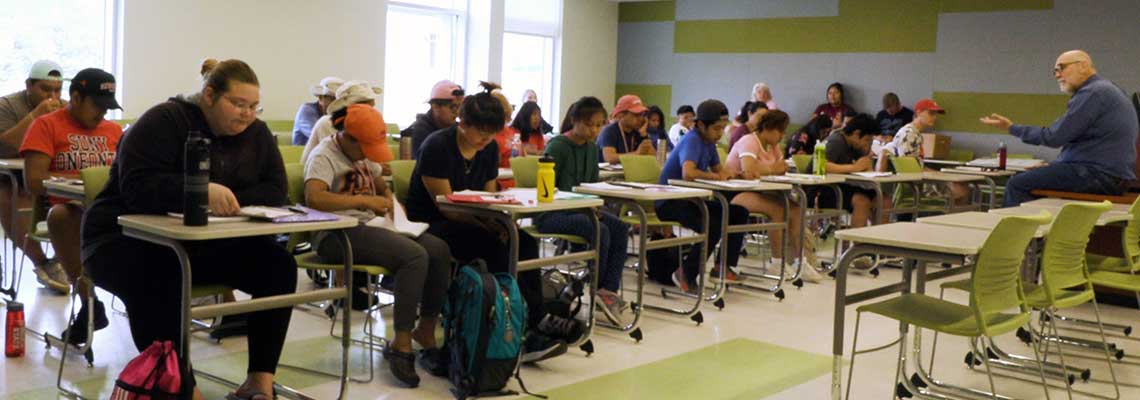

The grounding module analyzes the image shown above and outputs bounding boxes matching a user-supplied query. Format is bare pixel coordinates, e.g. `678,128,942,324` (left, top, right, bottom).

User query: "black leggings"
86,235,297,387
426,219,545,327
655,199,749,284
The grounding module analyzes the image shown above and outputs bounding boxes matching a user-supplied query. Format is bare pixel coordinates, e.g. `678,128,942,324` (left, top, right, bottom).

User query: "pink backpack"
111,341,182,399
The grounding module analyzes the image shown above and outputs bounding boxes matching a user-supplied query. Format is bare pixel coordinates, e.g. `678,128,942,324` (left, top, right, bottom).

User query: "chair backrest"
79,165,112,205
275,132,292,146
792,154,812,173
278,145,304,164
389,159,416,203
284,162,305,205
1040,201,1112,300
716,147,728,165
947,149,974,162
1119,196,1140,272
619,155,661,184
510,156,541,188
889,156,923,173
971,211,1052,335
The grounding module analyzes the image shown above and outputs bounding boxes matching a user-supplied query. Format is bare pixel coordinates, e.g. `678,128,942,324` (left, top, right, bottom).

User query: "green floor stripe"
532,338,831,399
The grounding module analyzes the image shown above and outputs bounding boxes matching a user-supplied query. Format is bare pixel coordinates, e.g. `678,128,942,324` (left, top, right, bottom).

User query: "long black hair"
646,105,666,129
560,96,607,134
459,83,507,133
509,101,542,142
734,101,768,124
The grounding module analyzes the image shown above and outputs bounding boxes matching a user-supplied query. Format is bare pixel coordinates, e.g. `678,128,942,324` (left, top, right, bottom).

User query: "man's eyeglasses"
223,95,263,115
451,88,465,97
1053,61,1083,74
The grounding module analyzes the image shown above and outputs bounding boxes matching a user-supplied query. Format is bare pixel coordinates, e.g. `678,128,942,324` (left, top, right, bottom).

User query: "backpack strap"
470,267,499,391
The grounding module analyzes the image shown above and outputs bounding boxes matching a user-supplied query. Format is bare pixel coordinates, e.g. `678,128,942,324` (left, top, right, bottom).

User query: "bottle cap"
6,301,22,312
539,154,555,163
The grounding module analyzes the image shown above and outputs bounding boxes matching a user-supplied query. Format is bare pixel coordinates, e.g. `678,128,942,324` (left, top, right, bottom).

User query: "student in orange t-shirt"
20,68,122,345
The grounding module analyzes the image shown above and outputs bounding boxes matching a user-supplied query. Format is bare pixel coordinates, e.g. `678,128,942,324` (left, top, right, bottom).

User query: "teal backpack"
444,260,535,399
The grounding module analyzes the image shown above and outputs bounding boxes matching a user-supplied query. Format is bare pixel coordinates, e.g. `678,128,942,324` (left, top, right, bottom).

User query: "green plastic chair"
947,149,974,162
388,160,416,204
890,156,951,216
509,156,541,188
617,155,681,229
845,212,1053,400
278,145,303,164
791,154,811,174
275,132,292,146
79,165,111,205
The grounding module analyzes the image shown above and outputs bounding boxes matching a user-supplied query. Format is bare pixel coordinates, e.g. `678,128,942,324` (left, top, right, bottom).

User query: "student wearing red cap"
891,98,970,205
304,104,451,387
597,94,654,164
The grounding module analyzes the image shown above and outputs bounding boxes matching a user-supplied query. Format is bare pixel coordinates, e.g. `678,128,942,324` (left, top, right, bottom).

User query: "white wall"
121,0,388,120
557,0,618,128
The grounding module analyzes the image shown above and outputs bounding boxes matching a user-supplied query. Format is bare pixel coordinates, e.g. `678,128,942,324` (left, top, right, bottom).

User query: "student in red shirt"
508,101,547,155
812,82,854,120
20,68,123,344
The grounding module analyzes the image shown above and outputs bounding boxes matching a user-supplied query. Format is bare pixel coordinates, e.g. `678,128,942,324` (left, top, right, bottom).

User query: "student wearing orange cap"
597,94,655,164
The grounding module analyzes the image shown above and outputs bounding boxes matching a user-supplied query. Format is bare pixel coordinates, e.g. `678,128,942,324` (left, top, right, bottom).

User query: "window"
502,0,560,125
0,0,122,112
383,2,465,127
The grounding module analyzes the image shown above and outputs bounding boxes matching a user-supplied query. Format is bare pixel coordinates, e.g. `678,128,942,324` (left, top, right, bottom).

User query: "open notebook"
364,201,428,238
167,205,338,224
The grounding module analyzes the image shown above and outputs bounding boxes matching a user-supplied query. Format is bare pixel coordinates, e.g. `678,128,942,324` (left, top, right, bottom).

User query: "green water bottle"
812,140,827,176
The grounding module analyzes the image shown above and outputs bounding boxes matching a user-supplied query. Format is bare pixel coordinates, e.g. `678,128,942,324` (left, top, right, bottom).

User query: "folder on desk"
445,191,521,205
240,206,340,223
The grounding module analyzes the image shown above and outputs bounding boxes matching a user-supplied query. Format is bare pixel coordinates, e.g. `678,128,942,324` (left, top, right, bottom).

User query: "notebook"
445,190,521,205
365,201,428,238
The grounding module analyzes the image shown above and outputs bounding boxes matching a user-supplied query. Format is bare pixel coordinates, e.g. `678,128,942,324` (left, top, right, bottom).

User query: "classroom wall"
558,0,619,128
615,0,1140,160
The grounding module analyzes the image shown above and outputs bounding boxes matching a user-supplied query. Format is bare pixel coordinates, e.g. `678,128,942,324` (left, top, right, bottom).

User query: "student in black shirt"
405,87,580,364
804,114,891,228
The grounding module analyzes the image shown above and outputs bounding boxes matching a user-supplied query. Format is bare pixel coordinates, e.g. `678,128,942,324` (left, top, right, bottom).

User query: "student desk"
44,178,86,202
942,167,1018,209
1021,198,1132,213
117,214,359,400
761,174,849,273
831,223,992,400
667,179,796,298
921,171,988,212
573,182,713,334
989,204,1131,226
921,159,967,170
435,190,604,350
839,173,924,225
0,158,24,300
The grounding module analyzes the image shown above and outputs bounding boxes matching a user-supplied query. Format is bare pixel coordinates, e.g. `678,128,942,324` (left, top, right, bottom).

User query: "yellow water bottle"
537,155,556,203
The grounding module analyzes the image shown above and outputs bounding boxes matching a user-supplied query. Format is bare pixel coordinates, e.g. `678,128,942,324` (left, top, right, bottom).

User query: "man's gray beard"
1059,82,1075,95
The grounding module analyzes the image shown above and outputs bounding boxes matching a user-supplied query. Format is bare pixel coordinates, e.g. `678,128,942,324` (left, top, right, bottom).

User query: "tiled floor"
2,240,1139,399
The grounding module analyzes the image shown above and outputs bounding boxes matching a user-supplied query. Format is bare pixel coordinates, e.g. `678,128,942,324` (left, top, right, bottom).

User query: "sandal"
224,387,276,400
384,347,421,387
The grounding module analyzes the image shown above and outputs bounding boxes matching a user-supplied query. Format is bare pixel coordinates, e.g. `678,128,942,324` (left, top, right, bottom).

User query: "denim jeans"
535,210,629,292
1003,162,1127,207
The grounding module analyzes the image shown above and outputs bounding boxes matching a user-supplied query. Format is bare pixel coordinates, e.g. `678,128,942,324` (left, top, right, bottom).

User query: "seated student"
667,104,695,146
404,87,581,364
727,101,768,149
292,76,342,145
304,104,450,387
655,99,750,291
597,94,654,164
0,60,66,293
724,110,823,283
300,81,380,165
484,83,521,188
875,92,913,137
518,89,554,134
535,96,631,318
892,99,969,203
785,114,833,156
871,131,897,173
751,82,778,110
403,80,464,158
645,105,672,153
508,101,548,155
21,68,122,343
813,82,854,120
82,59,294,400
804,114,892,228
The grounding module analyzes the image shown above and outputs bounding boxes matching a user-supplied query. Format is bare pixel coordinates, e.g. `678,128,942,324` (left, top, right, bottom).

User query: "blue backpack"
444,260,538,399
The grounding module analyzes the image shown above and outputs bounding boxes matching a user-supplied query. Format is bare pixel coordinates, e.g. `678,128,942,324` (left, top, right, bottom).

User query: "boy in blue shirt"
655,99,749,292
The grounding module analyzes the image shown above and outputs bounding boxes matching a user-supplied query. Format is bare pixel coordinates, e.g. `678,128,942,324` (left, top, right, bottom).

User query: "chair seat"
191,284,231,298
1087,254,1133,274
857,294,1029,337
1023,283,1095,309
521,226,589,245
295,252,391,276
940,278,970,292
1090,270,1140,292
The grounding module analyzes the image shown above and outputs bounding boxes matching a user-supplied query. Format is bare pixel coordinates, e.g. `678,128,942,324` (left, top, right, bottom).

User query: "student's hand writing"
717,169,734,180
979,114,1013,131
359,195,391,215
207,183,241,216
32,98,64,117
637,139,655,155
853,155,873,171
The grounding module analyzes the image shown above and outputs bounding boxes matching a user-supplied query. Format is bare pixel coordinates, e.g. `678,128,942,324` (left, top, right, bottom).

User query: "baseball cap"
914,98,946,114
429,80,464,102
695,99,729,121
327,80,381,115
28,60,64,81
310,76,344,97
70,68,121,110
612,95,648,118
341,104,392,163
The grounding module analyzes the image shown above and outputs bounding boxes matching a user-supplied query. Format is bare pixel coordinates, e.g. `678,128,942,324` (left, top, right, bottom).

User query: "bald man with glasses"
981,50,1138,206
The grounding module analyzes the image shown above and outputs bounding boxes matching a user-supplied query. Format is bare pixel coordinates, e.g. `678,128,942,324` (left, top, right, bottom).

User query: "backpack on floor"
110,340,182,400
540,268,585,319
444,260,532,399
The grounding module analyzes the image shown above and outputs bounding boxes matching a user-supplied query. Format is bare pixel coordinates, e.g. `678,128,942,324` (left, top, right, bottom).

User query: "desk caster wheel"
775,289,786,302
792,279,804,289
660,288,669,298
1016,327,1033,344
630,328,643,343
895,382,913,398
84,348,94,367
964,351,981,368
691,311,704,326
869,268,880,277
579,340,594,356
910,373,927,388
713,298,725,310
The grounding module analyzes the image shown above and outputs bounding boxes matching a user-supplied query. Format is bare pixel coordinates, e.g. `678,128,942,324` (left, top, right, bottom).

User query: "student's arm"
115,107,195,214
232,127,288,207
601,146,621,164
0,99,62,152
22,152,51,197
681,161,723,181
1004,92,1100,148
305,179,388,214
422,175,484,226
826,157,872,173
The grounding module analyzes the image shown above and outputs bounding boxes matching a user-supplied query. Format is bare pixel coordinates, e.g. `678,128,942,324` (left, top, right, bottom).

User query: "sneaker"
417,347,448,377
61,299,109,345
35,262,70,294
383,346,420,387
595,289,625,320
520,332,567,363
671,268,694,294
709,266,746,283
851,256,875,272
795,259,824,284
536,314,585,343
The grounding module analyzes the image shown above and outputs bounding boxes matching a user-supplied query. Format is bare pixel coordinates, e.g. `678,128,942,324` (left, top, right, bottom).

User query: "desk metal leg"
0,170,21,300
653,198,710,323
726,190,791,300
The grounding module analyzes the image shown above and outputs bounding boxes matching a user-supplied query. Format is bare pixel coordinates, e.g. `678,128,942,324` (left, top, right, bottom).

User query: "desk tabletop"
44,179,85,199
599,170,624,180
840,172,925,183
989,206,1130,226
922,159,967,167
941,167,1018,177
922,171,986,183
436,189,603,215
574,182,712,201
1021,198,1132,213
119,214,358,241
0,158,25,170
667,179,793,192
917,211,1048,238
761,174,847,185
834,222,989,255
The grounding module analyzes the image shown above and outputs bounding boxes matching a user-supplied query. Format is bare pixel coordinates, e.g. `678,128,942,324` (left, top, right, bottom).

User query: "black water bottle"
183,130,210,226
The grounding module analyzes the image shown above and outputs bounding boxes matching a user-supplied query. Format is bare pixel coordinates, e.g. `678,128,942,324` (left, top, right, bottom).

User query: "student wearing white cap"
0,60,68,293
293,76,343,145
300,80,381,165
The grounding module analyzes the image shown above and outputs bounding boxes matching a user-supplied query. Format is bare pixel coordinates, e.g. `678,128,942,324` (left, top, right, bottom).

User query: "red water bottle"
997,142,1008,171
5,301,25,357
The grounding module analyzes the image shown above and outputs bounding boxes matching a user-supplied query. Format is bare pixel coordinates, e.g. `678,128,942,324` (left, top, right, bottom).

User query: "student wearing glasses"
402,80,464,158
82,59,293,400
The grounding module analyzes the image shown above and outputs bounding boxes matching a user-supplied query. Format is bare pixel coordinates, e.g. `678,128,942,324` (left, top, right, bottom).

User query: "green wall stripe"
932,91,1068,134
265,119,294,132
615,84,672,119
940,0,1053,13
675,0,940,53
618,1,675,23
